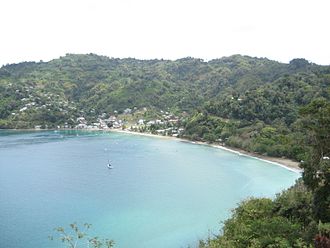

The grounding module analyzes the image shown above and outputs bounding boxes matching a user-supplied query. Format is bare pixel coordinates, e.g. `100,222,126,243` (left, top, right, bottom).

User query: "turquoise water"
0,130,300,248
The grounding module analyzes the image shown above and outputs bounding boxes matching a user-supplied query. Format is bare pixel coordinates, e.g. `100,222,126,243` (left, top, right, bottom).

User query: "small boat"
107,160,113,169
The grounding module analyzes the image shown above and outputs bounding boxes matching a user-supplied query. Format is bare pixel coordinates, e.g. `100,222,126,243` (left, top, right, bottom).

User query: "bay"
0,130,300,248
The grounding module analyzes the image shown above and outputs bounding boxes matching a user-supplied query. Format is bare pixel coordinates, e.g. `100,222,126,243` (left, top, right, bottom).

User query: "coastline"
108,129,302,173
1,128,302,173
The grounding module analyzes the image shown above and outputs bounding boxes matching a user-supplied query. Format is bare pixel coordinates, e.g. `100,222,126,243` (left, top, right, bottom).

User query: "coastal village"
9,84,185,136
38,106,186,138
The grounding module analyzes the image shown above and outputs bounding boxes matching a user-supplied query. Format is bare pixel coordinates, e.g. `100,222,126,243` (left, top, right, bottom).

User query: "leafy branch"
49,223,114,248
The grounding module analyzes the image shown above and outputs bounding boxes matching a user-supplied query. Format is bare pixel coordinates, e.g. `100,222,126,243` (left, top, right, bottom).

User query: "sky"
1,0,329,66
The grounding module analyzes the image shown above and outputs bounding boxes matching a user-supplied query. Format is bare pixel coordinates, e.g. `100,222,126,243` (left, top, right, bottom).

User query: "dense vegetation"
0,54,329,161
182,60,329,161
199,99,330,247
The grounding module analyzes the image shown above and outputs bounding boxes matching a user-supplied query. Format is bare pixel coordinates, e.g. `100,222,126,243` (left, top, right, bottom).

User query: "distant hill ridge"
0,54,327,116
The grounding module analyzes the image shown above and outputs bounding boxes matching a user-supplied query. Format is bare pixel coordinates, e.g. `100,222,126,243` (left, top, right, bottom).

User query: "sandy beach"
108,129,302,173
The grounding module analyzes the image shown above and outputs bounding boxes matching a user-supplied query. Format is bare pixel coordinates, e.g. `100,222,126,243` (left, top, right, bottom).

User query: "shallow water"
0,130,300,248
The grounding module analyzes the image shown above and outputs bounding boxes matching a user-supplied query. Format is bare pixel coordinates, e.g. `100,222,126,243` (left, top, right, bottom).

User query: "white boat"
105,148,114,169
107,160,113,169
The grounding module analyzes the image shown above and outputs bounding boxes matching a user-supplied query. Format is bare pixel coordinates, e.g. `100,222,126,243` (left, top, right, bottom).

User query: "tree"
289,58,310,70
299,99,330,223
49,223,115,248
199,198,304,248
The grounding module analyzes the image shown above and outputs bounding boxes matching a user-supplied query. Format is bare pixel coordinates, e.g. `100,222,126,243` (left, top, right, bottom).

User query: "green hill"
0,54,329,161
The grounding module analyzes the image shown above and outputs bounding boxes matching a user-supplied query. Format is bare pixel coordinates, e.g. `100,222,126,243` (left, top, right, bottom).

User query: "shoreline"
1,128,302,173
108,129,302,173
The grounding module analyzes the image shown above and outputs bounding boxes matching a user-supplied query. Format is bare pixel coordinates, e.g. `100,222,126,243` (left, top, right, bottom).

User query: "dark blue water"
0,130,300,248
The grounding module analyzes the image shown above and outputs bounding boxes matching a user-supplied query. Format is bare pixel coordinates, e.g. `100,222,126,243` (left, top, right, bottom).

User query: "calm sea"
0,130,300,248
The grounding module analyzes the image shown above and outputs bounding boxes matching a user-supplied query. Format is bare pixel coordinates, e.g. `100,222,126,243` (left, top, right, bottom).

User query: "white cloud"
0,0,329,65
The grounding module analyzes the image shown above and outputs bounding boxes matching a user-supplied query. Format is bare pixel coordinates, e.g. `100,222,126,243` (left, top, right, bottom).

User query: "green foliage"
0,54,328,134
49,222,114,248
199,185,315,248
200,198,304,248
299,99,330,223
183,112,228,142
183,67,329,160
274,181,313,225
199,101,330,248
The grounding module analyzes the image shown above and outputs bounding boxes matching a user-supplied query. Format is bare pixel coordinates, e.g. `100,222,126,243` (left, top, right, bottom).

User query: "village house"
123,108,132,114
77,117,87,124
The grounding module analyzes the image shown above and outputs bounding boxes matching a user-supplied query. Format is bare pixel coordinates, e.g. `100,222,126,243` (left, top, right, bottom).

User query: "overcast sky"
1,0,329,66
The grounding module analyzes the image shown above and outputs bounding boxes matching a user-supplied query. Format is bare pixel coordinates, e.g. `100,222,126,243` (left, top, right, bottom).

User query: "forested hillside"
200,98,330,248
0,54,329,161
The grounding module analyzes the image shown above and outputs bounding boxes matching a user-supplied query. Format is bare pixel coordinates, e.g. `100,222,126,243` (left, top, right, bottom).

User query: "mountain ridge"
0,53,329,160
